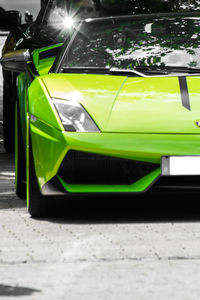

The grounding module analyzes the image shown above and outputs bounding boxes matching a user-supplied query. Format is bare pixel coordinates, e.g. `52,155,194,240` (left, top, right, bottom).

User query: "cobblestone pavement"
1,109,200,300
1,36,200,300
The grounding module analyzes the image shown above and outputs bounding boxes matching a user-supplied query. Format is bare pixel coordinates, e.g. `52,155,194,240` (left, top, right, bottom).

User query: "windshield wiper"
61,66,200,77
61,66,173,77
61,67,111,74
135,66,200,75
109,68,146,77
168,66,200,74
61,66,146,77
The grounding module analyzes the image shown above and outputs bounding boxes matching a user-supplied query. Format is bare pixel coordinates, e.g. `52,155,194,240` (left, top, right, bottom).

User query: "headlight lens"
53,98,100,132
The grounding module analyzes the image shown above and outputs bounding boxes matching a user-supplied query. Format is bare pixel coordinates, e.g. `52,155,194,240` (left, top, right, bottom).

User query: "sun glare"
63,16,74,28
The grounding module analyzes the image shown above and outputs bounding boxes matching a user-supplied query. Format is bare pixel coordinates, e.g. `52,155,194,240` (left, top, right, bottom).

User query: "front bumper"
30,119,200,194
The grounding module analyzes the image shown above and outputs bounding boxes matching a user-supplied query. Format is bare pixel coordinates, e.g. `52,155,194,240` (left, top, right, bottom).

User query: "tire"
28,134,54,218
3,71,18,153
15,103,26,199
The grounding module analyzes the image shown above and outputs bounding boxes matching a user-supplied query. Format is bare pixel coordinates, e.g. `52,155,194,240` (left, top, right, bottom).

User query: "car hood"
42,74,200,134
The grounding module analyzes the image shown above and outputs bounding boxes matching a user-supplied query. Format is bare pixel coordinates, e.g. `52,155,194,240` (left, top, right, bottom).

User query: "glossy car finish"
6,14,200,217
2,12,200,217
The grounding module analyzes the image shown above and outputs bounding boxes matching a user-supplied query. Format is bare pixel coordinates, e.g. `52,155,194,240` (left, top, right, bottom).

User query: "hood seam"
107,77,128,126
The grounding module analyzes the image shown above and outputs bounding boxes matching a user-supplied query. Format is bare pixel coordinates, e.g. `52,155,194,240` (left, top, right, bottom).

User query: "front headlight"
53,98,100,132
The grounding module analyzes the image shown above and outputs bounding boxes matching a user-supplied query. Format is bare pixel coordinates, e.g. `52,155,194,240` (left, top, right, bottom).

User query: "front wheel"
27,135,55,218
15,103,26,199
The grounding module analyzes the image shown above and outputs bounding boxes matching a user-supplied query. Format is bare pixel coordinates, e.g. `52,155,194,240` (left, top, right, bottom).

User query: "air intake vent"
58,150,158,185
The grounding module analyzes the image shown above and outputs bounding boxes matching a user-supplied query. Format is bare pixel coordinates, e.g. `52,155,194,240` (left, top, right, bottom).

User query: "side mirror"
0,49,31,73
0,10,22,31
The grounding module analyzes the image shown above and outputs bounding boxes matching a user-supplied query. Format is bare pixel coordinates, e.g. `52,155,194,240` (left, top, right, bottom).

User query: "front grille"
58,150,159,185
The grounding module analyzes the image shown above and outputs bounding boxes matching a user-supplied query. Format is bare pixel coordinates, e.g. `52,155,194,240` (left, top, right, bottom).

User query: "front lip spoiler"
41,174,200,197
41,174,160,196
153,185,200,192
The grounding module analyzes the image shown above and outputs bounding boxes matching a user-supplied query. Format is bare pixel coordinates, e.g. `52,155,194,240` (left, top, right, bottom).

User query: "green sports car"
2,13,200,217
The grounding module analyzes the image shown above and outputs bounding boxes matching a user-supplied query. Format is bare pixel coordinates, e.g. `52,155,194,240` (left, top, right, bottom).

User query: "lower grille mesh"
58,150,159,185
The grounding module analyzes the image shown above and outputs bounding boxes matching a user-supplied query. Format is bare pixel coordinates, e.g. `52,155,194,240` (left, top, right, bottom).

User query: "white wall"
0,0,41,21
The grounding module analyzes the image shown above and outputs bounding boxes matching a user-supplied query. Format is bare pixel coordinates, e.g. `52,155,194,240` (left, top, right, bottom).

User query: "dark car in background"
0,0,200,152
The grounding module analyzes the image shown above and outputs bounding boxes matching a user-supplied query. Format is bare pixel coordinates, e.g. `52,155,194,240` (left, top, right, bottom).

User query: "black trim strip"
179,76,191,111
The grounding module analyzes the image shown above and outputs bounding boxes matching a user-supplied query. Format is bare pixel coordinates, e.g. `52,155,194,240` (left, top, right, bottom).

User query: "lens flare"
63,16,74,28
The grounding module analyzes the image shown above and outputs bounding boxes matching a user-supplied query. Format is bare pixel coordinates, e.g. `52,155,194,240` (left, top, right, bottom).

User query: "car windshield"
32,0,200,45
41,0,200,26
97,0,200,14
60,14,200,72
